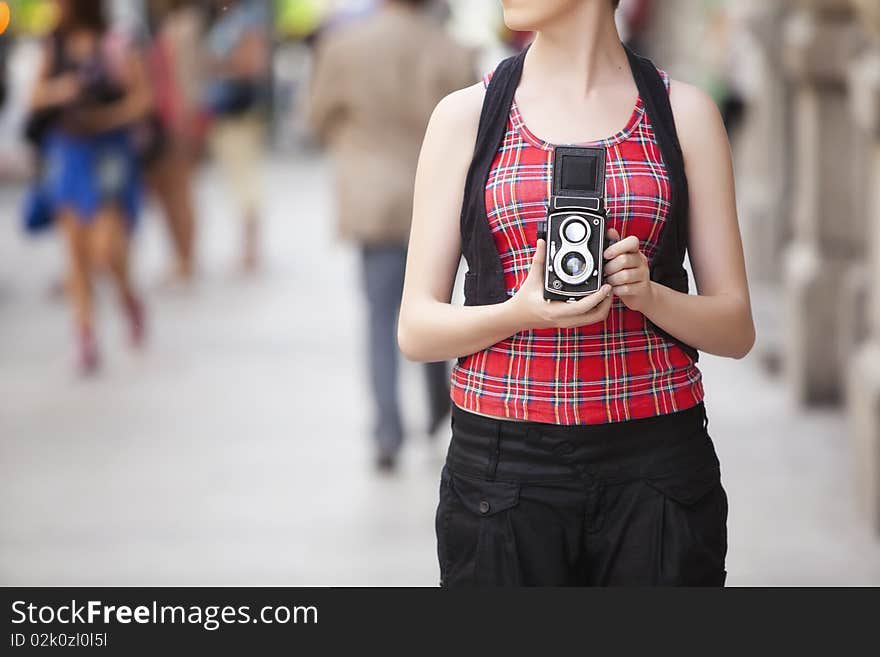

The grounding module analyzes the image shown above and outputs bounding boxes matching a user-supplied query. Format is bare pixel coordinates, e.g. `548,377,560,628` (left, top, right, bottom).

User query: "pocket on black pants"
436,466,521,587
645,461,728,586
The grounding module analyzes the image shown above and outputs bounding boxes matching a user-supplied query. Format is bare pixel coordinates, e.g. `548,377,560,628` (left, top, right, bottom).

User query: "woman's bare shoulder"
667,79,727,151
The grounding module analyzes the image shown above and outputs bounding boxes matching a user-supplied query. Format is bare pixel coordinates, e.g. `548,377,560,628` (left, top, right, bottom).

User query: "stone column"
782,0,863,403
847,0,880,532
732,0,793,372
634,0,708,83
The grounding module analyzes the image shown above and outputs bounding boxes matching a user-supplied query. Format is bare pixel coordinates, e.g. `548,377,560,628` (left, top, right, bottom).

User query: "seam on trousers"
447,464,579,485
440,485,451,586
654,493,666,585
486,423,501,480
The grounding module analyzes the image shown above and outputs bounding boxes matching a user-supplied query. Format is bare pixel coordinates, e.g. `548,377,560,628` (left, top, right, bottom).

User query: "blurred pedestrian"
145,0,206,285
27,0,153,373
307,0,476,471
203,0,269,272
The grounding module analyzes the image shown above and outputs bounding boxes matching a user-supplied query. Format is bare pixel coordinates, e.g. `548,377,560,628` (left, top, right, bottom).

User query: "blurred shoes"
375,448,398,473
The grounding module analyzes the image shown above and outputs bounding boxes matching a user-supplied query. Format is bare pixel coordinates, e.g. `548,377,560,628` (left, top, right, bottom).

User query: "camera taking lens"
562,252,587,277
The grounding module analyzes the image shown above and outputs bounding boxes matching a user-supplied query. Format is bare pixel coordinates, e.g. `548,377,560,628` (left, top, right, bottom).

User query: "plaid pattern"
451,70,704,425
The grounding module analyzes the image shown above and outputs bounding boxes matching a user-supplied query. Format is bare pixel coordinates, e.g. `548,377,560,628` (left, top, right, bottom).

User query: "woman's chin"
502,10,538,33
501,0,580,32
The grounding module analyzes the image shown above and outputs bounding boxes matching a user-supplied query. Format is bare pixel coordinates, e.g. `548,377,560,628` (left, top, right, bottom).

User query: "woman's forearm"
642,282,755,359
398,299,520,363
79,94,149,133
30,78,73,112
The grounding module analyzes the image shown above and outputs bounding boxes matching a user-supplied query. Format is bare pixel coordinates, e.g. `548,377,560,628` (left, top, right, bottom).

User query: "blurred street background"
1,0,879,585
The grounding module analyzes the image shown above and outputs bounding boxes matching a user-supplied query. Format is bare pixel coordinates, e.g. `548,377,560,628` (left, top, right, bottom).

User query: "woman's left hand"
603,228,655,313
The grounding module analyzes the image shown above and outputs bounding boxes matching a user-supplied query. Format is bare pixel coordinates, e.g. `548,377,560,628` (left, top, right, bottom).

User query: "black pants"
436,404,727,587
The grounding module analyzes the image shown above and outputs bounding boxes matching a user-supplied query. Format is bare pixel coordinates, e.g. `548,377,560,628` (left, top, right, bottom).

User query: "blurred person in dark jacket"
308,0,475,471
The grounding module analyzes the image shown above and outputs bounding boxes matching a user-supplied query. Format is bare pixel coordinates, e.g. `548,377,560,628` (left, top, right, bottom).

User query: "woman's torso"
451,68,703,426
52,31,126,129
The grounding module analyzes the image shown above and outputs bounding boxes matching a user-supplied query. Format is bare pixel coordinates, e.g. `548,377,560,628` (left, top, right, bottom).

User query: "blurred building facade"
639,0,880,533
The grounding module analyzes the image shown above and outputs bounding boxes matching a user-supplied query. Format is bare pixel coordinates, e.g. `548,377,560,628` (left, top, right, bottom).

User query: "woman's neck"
525,3,627,96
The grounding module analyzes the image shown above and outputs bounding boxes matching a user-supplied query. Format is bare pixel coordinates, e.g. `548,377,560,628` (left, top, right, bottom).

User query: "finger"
604,235,641,259
530,239,546,272
605,269,645,286
603,253,642,276
613,284,635,297
580,295,613,321
562,296,613,328
523,240,546,285
554,285,612,317
589,296,614,322
606,227,621,245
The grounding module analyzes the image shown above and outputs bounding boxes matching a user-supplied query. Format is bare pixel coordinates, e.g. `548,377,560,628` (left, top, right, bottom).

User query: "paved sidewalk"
0,155,877,585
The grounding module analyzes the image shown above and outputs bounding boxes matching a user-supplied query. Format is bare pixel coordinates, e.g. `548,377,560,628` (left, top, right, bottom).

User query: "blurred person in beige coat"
308,0,475,471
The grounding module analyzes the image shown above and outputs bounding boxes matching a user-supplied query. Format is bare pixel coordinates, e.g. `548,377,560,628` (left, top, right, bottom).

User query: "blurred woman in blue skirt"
28,0,152,373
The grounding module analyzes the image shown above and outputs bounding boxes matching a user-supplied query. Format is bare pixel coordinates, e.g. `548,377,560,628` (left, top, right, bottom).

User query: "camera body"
538,147,607,301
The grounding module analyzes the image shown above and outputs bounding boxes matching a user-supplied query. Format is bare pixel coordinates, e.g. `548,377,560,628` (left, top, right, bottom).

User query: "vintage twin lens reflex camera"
537,146,607,301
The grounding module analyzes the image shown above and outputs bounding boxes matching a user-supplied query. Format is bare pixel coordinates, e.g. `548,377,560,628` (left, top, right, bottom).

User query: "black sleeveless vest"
459,45,698,361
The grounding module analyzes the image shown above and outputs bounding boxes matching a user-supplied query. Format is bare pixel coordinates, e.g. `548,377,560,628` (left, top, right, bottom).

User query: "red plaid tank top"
450,69,704,425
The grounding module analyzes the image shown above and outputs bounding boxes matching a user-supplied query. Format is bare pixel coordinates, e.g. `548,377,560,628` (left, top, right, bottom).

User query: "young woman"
30,0,152,373
399,0,755,586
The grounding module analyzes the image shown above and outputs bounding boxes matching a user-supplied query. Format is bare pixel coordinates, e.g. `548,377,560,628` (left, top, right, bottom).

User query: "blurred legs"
210,115,264,271
362,245,407,461
58,210,97,372
58,210,92,330
88,206,145,347
147,145,196,281
243,209,259,273
88,207,129,291
425,360,450,436
58,207,141,370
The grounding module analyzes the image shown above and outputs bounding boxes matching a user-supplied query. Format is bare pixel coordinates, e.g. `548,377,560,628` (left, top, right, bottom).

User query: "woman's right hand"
507,239,613,331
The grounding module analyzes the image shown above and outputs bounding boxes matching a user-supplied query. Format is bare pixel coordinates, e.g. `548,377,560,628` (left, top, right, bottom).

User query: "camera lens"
561,252,587,278
563,219,588,244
